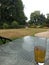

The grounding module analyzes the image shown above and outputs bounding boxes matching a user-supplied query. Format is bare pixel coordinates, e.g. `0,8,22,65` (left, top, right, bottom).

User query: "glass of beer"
34,37,47,65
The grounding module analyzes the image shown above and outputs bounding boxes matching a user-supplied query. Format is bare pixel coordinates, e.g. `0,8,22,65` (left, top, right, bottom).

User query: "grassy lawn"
0,28,48,39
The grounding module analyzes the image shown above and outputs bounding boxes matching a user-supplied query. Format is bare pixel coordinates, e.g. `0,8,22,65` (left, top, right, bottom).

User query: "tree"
46,14,49,27
13,0,27,25
30,11,40,25
0,0,27,28
29,11,46,26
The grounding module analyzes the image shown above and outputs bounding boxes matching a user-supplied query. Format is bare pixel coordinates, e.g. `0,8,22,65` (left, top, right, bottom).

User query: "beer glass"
33,37,47,65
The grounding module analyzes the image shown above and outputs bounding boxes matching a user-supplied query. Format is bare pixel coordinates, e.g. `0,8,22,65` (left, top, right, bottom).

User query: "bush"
2,23,9,29
11,21,19,28
11,21,25,28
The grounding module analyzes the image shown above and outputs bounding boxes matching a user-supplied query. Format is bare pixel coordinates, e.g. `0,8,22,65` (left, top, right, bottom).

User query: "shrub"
3,23,9,29
11,21,19,28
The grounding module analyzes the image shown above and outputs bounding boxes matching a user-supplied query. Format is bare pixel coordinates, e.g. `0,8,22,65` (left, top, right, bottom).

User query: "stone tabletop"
0,36,49,65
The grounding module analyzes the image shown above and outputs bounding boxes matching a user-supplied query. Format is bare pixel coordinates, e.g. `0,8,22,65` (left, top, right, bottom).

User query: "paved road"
35,31,49,38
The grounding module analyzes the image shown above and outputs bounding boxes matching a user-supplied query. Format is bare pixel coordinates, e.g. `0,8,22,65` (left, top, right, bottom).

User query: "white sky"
22,0,49,21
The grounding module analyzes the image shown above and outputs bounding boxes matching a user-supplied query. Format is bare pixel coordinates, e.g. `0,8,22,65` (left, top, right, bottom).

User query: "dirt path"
35,31,49,38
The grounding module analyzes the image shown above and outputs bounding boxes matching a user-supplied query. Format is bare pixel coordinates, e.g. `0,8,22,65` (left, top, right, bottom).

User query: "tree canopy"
0,0,27,28
29,11,47,27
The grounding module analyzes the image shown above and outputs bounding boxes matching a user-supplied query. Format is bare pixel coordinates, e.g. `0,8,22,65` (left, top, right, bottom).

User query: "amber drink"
33,37,47,65
34,46,46,63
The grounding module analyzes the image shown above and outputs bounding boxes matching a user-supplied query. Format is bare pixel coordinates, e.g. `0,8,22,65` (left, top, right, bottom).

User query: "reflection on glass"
33,37,47,65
